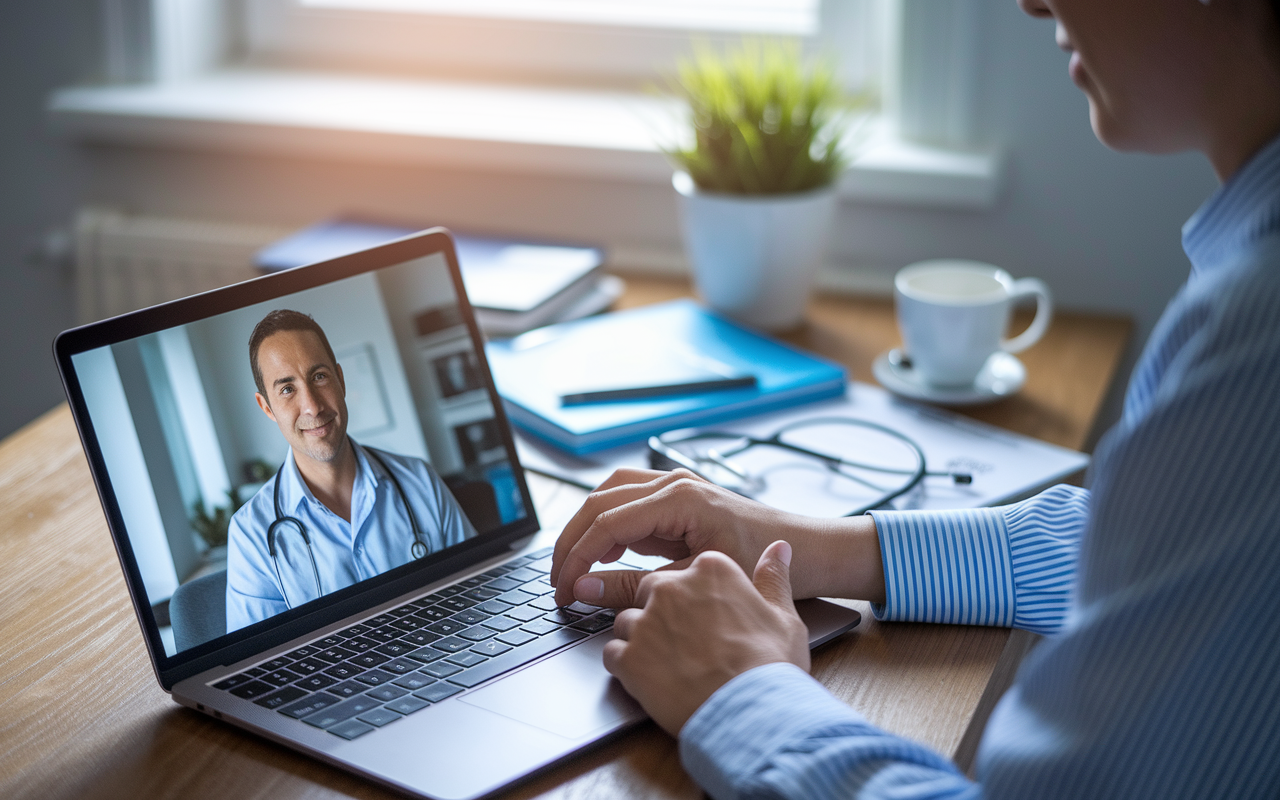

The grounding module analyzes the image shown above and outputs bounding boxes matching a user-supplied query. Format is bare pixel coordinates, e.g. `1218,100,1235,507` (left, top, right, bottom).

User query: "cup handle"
1001,278,1053,354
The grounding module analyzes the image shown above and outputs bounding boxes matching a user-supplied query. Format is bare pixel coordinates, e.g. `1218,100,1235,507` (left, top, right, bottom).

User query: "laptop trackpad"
458,633,643,740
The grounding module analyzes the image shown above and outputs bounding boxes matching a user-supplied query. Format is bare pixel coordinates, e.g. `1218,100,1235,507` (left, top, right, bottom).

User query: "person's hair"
248,310,339,400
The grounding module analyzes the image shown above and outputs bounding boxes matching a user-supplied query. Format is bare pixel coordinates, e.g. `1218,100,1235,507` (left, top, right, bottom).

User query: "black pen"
559,375,758,406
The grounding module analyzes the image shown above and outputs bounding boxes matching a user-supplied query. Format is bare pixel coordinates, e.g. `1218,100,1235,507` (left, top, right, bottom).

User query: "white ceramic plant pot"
674,171,838,331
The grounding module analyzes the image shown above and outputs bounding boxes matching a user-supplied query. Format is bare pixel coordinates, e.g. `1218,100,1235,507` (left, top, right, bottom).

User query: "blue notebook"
485,300,847,454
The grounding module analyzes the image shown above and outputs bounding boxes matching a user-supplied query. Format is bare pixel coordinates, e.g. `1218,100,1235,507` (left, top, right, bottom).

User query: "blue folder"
485,299,847,454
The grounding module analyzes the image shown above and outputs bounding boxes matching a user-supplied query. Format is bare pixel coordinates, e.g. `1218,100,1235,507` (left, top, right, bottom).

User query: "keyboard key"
380,658,420,675
390,617,425,632
451,609,490,626
286,645,320,659
445,651,486,668
262,656,293,671
279,692,343,719
457,625,494,642
420,661,463,679
244,667,268,678
481,565,513,578
357,708,402,728
481,616,520,632
290,657,328,675
526,556,553,573
528,547,555,558
385,695,431,715
362,627,399,643
255,685,309,709
413,606,450,622
522,620,561,636
566,601,603,615
504,605,544,622
366,684,408,702
374,641,417,658
399,630,441,647
295,673,339,692
354,669,397,686
495,589,538,607
462,587,501,602
328,719,376,740
388,605,417,617
460,576,488,588
338,624,371,638
525,579,555,595
439,586,465,597
570,613,615,634
439,596,477,612
392,674,437,691
430,637,471,653
367,614,397,627
213,674,254,691
447,629,587,689
424,619,466,637
342,637,378,653
350,652,390,669
475,599,513,615
260,670,296,687
503,567,541,583
543,609,584,625
495,630,538,647
414,683,463,703
315,646,358,664
229,680,275,700
323,662,365,681
302,696,382,728
528,596,560,612
317,635,345,648
470,639,512,657
484,576,523,592
405,646,447,664
326,680,368,699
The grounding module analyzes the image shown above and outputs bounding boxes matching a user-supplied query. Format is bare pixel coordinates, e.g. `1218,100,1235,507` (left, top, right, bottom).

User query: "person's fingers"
611,607,643,641
573,569,651,608
601,637,628,677
554,473,708,605
752,540,795,610
551,469,693,585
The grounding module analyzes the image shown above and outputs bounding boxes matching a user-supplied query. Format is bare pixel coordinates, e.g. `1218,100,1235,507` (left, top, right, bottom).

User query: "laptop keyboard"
210,548,616,740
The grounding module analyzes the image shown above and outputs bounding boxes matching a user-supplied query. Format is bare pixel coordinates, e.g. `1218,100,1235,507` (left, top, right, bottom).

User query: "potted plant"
667,41,867,330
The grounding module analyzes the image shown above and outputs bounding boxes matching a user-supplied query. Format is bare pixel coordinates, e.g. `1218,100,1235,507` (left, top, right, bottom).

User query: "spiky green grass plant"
668,41,867,195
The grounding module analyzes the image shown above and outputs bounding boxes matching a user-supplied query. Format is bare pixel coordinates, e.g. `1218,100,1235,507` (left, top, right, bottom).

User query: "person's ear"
336,362,345,394
255,392,276,422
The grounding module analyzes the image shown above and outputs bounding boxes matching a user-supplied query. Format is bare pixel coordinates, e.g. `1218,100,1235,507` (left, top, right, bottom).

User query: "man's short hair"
248,310,339,400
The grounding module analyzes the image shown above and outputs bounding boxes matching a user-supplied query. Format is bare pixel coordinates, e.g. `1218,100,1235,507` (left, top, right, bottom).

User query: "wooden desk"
0,277,1130,799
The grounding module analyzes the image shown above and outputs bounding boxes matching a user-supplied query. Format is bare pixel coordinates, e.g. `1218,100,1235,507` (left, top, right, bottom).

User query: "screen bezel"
54,228,542,689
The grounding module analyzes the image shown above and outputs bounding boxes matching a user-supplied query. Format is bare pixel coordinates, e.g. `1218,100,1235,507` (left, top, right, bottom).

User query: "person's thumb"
573,569,650,608
752,540,794,609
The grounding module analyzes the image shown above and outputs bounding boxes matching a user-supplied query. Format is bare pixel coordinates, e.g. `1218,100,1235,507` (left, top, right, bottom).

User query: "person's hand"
551,468,808,607
550,468,886,608
603,540,810,736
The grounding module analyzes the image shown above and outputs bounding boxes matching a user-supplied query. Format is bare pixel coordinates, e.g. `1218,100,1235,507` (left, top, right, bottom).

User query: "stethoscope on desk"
267,447,427,609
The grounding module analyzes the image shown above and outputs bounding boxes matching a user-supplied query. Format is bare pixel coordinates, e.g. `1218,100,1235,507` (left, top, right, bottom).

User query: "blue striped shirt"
679,132,1280,800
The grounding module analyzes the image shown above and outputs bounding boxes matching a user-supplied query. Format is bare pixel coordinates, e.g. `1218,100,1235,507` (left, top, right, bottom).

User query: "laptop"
54,228,861,800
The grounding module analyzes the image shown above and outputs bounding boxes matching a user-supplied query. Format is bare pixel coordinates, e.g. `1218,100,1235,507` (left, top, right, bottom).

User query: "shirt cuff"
679,663,868,800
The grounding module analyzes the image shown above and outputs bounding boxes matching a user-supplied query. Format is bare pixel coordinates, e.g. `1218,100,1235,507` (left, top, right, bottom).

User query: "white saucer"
872,349,1026,406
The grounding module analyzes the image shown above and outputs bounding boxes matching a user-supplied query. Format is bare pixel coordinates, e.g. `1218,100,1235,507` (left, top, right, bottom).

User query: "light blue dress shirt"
679,132,1280,800
225,440,476,631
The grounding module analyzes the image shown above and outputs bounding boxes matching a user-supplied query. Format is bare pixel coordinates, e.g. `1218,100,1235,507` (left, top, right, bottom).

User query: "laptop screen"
66,242,531,657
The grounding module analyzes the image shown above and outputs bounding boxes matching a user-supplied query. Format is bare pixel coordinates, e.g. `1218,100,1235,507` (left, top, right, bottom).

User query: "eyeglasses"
648,417,971,517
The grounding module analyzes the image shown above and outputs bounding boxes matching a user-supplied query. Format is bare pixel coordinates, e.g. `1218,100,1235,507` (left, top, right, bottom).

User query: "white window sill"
49,68,1002,210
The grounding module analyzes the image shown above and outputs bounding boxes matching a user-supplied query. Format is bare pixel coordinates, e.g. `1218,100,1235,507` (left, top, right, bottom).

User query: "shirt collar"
277,438,380,516
1183,131,1280,274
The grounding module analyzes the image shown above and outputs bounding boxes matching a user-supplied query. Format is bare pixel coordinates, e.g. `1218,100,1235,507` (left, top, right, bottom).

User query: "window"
241,0,881,90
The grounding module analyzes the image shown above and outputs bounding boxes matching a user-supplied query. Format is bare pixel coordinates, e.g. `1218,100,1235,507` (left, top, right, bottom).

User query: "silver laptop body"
55,228,860,800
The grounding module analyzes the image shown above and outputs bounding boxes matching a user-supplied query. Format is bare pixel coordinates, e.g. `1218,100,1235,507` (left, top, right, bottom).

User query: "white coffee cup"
894,260,1052,387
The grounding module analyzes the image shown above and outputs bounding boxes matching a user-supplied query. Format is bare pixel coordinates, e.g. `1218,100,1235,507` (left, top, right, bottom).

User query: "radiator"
74,208,293,323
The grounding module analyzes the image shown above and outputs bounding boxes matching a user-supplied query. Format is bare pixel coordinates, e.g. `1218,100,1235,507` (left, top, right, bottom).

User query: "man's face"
254,329,348,466
1018,0,1213,154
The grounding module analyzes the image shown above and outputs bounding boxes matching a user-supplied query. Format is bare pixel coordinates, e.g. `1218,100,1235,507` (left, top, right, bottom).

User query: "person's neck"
1204,26,1280,181
294,438,358,523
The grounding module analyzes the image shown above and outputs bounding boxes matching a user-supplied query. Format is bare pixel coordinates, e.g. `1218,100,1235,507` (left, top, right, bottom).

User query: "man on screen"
225,310,475,632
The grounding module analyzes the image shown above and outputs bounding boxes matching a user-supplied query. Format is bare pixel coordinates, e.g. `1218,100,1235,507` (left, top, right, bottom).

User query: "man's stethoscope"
267,447,428,609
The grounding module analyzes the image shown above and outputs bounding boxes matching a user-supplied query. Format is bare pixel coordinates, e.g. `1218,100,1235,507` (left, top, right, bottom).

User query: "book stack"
255,218,623,336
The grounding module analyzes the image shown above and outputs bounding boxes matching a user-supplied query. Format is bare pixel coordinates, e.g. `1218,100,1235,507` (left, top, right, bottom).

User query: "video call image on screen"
71,253,527,656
